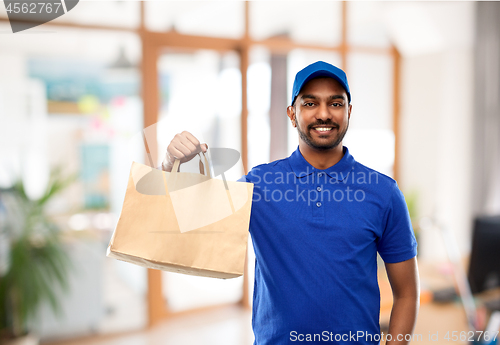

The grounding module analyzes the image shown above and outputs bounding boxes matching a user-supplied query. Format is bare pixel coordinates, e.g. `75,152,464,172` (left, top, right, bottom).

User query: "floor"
42,260,479,345
45,301,473,345
44,305,254,345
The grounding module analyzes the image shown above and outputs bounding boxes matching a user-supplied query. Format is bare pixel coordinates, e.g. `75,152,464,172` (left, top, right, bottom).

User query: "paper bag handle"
168,150,236,215
171,151,211,178
199,152,212,178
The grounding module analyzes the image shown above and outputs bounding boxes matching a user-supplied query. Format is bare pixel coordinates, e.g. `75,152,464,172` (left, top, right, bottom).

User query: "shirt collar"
288,146,356,181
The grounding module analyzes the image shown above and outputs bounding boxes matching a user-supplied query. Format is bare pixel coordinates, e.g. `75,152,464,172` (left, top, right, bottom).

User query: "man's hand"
161,131,208,172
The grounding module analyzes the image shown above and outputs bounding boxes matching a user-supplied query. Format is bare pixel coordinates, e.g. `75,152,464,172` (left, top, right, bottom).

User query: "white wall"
393,2,476,261
400,49,474,261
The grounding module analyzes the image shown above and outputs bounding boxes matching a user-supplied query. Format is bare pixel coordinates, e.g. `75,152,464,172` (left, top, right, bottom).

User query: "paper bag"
106,153,254,279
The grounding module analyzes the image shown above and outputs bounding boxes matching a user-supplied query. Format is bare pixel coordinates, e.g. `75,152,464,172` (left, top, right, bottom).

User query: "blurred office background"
0,1,499,345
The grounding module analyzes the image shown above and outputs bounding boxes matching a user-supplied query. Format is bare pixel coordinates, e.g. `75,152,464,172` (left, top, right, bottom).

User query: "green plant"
0,168,75,340
404,190,420,238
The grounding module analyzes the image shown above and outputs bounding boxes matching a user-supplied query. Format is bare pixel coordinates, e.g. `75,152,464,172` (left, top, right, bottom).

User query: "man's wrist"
161,157,174,172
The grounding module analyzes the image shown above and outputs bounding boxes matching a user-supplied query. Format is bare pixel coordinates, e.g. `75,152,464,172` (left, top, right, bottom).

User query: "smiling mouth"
311,126,337,133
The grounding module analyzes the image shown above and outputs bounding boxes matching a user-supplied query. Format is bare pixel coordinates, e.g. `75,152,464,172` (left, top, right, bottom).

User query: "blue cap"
291,61,351,105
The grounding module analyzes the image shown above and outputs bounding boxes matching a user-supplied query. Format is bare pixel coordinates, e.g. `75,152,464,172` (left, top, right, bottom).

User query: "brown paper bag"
106,153,254,279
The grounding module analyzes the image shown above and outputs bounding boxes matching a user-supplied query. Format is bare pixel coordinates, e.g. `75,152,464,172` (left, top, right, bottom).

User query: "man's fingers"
182,131,201,149
166,131,207,166
167,146,185,162
169,134,195,157
172,132,198,156
177,135,198,154
169,142,192,160
182,131,209,154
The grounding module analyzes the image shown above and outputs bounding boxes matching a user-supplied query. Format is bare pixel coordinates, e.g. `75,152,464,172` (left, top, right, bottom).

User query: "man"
162,61,419,345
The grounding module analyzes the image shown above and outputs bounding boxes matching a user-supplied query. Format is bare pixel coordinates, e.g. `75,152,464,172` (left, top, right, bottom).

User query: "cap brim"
293,70,350,105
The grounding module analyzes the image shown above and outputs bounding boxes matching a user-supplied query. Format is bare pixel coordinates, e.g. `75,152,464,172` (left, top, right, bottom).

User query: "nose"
316,102,331,121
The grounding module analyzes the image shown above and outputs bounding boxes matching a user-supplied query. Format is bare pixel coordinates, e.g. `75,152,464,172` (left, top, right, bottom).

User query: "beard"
296,118,349,151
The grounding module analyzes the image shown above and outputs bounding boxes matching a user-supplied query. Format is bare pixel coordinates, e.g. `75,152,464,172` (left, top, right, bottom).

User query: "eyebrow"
301,94,346,101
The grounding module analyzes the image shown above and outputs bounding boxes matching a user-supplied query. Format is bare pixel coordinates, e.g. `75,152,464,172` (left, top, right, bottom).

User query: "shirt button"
316,186,322,192
316,202,322,207
318,173,323,177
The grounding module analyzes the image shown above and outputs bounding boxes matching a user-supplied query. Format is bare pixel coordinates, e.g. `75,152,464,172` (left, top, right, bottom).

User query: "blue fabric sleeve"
377,182,418,263
237,174,248,182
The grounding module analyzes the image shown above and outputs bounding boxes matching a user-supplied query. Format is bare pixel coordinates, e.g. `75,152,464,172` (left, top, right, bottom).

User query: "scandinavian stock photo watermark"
249,167,380,205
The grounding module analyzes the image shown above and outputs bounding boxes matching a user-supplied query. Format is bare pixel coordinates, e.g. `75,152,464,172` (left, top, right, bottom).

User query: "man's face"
287,77,352,151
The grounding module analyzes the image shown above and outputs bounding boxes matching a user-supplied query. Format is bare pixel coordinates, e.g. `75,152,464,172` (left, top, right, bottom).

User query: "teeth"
315,127,332,132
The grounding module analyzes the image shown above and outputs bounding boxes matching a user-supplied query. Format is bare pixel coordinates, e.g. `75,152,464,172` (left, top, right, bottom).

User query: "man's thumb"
201,143,208,153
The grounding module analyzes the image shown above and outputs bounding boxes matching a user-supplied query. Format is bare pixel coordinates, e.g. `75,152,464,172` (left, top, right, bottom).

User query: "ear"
287,106,296,127
348,104,352,120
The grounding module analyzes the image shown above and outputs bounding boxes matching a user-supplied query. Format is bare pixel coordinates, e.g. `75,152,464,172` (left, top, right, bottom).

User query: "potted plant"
0,169,74,345
404,190,420,246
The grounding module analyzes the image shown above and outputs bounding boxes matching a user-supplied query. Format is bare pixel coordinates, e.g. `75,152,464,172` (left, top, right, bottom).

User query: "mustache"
307,120,340,130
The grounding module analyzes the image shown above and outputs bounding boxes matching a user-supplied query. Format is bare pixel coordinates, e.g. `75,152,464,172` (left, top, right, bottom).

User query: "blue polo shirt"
240,146,417,345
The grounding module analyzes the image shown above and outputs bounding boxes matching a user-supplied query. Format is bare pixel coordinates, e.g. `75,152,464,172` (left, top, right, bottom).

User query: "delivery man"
161,61,419,345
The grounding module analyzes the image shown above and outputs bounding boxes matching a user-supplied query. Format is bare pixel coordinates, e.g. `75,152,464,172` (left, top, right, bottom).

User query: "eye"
331,102,343,107
303,102,315,107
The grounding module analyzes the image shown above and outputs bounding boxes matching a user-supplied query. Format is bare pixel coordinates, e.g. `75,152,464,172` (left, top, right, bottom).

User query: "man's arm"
385,257,420,345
